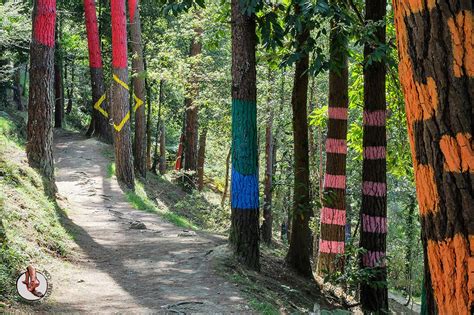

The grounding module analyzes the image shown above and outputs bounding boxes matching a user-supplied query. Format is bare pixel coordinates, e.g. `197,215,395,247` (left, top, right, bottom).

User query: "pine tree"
393,1,473,313
359,0,388,312
83,0,112,143
26,0,57,194
229,0,260,271
317,0,349,274
110,0,135,189
286,4,312,277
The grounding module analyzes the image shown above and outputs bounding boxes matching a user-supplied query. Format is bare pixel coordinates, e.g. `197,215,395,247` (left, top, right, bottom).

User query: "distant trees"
129,0,147,178
26,0,57,193
393,1,473,313
359,0,388,312
229,0,260,271
110,0,135,189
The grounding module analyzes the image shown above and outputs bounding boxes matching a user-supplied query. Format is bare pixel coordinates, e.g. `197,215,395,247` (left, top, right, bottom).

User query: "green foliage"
0,111,72,302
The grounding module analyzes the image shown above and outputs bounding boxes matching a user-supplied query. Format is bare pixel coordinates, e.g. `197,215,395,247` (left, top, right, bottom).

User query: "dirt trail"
36,131,248,313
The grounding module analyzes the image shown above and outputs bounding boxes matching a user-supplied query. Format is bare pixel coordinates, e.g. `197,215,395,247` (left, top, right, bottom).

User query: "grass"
0,110,72,303
125,181,197,230
107,162,115,178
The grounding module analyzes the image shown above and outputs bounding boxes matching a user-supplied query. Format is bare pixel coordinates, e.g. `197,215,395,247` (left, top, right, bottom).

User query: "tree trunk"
286,5,312,278
54,15,63,129
183,25,203,188
13,65,23,111
229,0,260,271
159,121,166,175
84,0,112,143
359,0,388,312
110,0,134,189
22,64,28,97
318,1,349,275
145,60,152,169
151,79,163,174
393,1,473,313
66,58,74,114
129,0,147,178
197,127,207,191
27,0,57,195
221,147,231,207
261,75,274,245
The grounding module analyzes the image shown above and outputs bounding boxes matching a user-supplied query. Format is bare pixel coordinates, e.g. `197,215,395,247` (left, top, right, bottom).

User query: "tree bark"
183,25,203,188
27,0,57,194
13,65,23,111
145,61,152,169
83,0,112,143
159,121,166,175
393,1,473,313
129,0,147,178
229,0,260,271
359,0,388,312
197,127,207,191
221,147,231,207
286,5,312,277
317,0,349,275
110,0,134,189
261,72,274,245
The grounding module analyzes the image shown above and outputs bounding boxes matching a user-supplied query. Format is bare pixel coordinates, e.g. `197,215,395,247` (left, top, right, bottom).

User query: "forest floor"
10,130,344,314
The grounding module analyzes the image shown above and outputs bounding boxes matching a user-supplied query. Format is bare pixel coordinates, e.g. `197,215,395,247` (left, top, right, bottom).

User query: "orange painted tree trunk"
129,0,147,178
111,0,135,189
83,0,112,143
393,1,473,313
27,0,57,193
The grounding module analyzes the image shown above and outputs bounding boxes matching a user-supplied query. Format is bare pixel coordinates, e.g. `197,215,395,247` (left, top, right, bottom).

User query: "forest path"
37,130,248,313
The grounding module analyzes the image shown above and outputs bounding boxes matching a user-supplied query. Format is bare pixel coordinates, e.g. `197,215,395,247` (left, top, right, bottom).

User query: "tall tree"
196,127,207,191
129,0,147,178
261,70,275,245
393,0,473,313
13,65,23,111
110,0,135,189
83,0,112,143
183,24,203,188
26,0,57,193
54,12,64,128
317,0,349,274
229,0,260,271
359,0,388,312
286,5,312,277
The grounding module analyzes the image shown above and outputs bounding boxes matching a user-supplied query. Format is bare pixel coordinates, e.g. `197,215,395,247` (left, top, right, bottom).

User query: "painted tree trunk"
13,65,23,111
27,0,56,193
318,3,349,275
175,134,184,171
287,6,312,277
129,0,147,178
359,0,388,312
261,94,274,244
393,1,474,313
83,0,112,143
110,0,134,189
229,0,260,271
183,26,203,188
197,127,207,191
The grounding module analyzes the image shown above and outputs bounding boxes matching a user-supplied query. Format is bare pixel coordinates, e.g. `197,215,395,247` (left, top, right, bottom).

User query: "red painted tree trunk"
110,0,134,189
27,0,57,194
83,0,112,143
393,1,473,313
129,0,147,178
359,0,388,312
